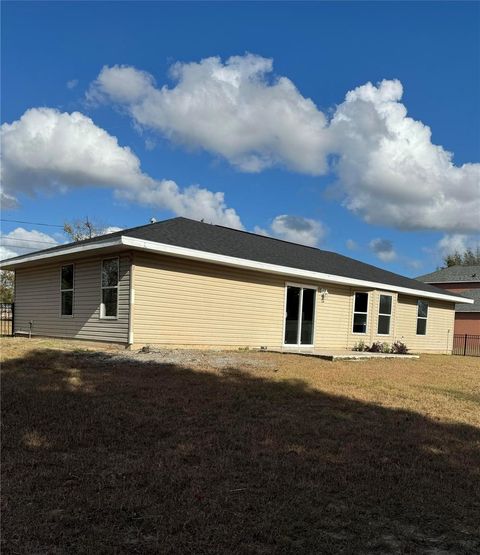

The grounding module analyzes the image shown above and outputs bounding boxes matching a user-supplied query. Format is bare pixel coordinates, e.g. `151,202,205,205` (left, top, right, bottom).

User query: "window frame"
100,257,119,320
282,282,317,347
377,294,393,336
60,263,74,318
416,299,428,336
352,291,369,335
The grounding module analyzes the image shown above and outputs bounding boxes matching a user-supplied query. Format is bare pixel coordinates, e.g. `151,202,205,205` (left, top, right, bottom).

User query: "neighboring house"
417,265,480,335
0,218,472,354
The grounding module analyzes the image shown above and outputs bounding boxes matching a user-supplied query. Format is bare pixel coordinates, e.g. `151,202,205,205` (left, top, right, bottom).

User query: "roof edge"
0,237,124,269
122,236,473,304
1,233,473,304
419,280,480,284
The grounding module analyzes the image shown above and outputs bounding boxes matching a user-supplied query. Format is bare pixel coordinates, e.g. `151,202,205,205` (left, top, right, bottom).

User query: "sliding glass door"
284,285,316,346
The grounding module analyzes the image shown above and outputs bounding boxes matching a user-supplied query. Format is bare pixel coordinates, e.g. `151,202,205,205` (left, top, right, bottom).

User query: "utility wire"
1,237,59,245
0,218,64,228
2,238,58,244
1,244,52,251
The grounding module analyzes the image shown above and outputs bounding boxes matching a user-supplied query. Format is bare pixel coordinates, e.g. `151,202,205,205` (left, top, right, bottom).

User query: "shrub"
391,341,409,355
381,342,391,353
353,341,369,352
368,341,383,353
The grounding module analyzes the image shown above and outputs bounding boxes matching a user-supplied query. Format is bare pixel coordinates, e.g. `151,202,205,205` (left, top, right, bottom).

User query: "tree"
0,270,14,303
63,219,106,242
442,247,480,268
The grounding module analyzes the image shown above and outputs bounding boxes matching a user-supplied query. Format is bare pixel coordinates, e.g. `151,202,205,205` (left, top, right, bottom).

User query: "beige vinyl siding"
133,252,285,348
14,253,131,343
395,295,454,354
314,283,352,351
13,247,454,353
132,253,455,354
133,250,358,350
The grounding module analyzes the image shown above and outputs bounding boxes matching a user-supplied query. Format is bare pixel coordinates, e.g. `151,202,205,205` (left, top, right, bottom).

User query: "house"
0,217,472,353
417,265,480,335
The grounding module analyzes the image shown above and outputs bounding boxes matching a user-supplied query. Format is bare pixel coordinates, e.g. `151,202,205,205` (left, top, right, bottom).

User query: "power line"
0,218,64,228
1,237,58,245
1,245,52,251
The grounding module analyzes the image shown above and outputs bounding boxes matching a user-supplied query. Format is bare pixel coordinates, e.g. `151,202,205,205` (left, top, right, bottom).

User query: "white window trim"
100,257,119,320
282,282,317,348
352,291,369,335
377,294,393,336
416,299,428,336
60,263,74,318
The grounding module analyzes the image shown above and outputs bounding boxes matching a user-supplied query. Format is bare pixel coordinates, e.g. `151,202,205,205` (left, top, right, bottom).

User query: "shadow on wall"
14,256,130,340
2,349,480,554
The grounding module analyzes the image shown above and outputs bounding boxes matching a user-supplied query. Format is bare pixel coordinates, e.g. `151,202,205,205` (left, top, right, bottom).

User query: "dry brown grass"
1,337,480,554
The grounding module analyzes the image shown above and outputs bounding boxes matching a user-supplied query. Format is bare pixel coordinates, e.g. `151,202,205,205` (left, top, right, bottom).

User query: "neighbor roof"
0,217,472,304
417,265,480,284
455,289,480,313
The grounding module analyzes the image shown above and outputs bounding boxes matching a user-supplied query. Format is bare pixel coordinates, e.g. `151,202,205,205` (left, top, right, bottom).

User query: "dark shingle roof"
417,265,480,283
0,217,466,301
455,289,480,313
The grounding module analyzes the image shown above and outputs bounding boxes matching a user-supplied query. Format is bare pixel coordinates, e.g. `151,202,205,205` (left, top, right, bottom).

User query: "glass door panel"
300,288,315,345
284,286,301,344
284,286,316,346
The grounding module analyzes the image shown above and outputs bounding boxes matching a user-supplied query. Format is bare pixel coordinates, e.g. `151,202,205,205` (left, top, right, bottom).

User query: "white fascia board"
0,238,124,270
121,236,473,304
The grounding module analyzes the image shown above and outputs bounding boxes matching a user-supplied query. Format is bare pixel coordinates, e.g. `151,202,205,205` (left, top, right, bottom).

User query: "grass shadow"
2,348,480,554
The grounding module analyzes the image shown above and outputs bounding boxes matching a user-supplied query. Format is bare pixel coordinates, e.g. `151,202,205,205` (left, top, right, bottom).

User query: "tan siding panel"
133,253,285,348
132,252,456,353
395,295,454,354
14,253,131,343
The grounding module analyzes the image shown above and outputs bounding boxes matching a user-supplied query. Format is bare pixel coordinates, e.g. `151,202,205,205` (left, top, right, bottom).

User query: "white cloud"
116,180,243,229
1,108,145,194
87,56,331,174
1,190,18,209
330,80,480,233
66,79,79,90
346,239,357,250
0,227,59,260
369,238,397,262
436,234,480,258
144,138,156,151
0,107,243,229
255,215,326,247
87,65,155,104
104,226,123,234
88,56,480,234
405,258,423,271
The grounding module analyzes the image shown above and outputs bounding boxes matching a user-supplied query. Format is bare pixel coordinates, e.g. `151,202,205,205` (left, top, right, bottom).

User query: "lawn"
1,338,479,554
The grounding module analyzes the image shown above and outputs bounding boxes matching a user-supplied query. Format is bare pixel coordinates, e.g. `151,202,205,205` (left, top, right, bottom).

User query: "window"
377,295,392,335
61,264,74,316
416,300,428,335
352,292,369,333
101,258,119,318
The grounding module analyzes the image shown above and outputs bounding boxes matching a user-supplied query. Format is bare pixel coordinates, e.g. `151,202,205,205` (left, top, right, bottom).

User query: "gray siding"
14,253,131,343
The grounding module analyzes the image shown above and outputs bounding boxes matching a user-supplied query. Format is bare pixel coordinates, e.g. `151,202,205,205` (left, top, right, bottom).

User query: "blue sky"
1,1,479,275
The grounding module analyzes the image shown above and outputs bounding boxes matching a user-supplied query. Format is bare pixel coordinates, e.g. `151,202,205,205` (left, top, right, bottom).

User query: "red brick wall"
432,282,480,294
455,313,480,335
423,280,479,335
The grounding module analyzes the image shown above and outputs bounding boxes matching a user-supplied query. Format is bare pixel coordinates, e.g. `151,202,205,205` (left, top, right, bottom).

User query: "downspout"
13,270,16,336
127,253,135,347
